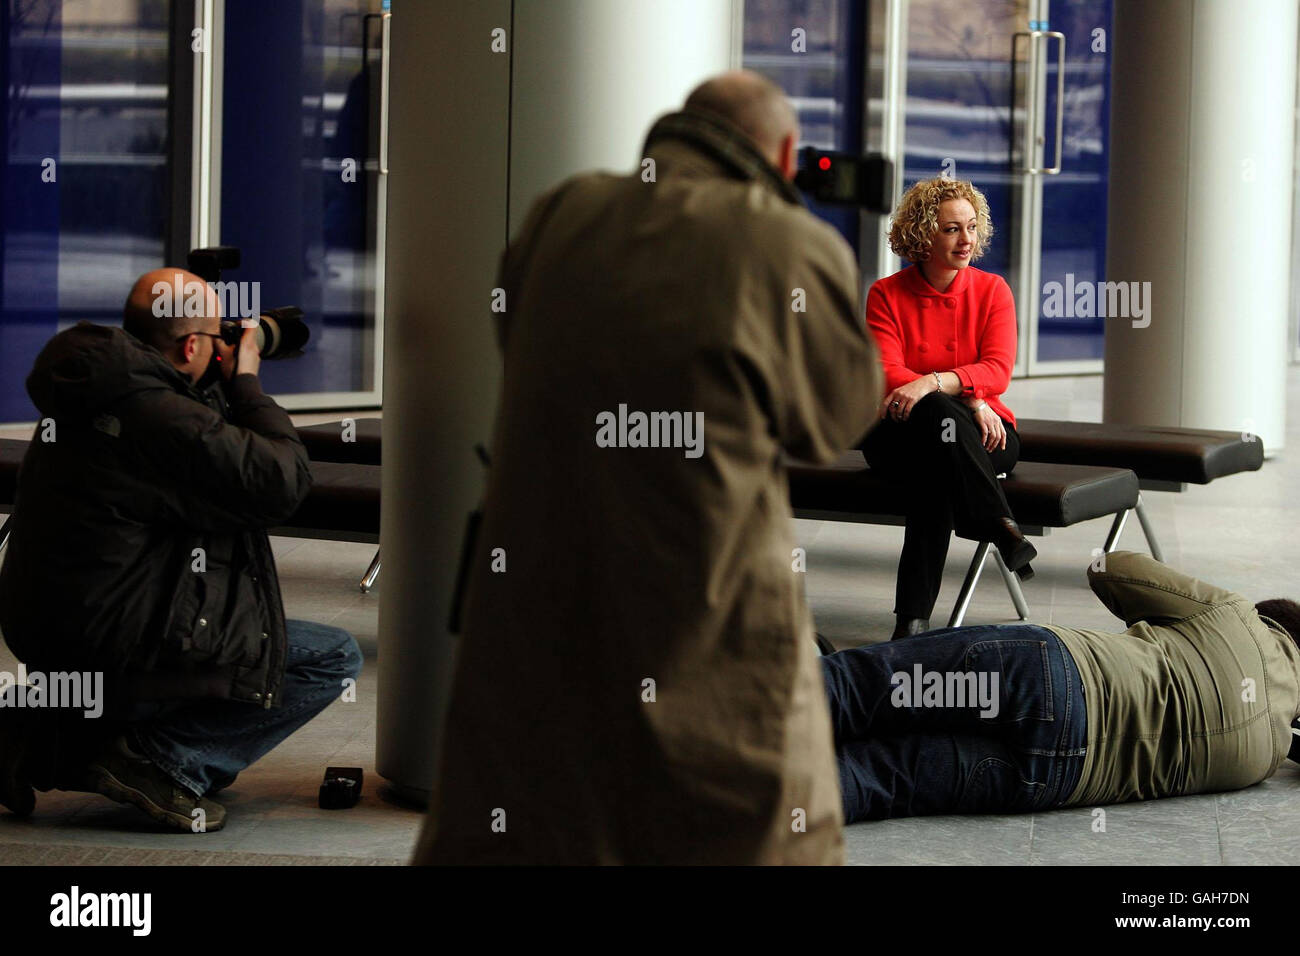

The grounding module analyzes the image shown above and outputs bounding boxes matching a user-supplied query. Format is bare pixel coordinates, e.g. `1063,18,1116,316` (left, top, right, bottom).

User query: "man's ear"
776,132,798,181
180,333,199,364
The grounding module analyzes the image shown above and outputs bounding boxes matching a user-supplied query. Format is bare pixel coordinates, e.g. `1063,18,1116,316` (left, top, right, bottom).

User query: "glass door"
743,0,868,255
1,0,172,423
217,0,386,406
891,0,1112,376
1025,0,1111,371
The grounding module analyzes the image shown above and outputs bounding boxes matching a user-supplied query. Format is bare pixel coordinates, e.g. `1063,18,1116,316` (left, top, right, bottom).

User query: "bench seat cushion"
1016,419,1263,485
0,438,29,507
296,418,382,466
787,452,1139,529
284,460,381,535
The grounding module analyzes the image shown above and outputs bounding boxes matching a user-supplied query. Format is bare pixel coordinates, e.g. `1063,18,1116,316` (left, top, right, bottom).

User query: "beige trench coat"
415,109,882,864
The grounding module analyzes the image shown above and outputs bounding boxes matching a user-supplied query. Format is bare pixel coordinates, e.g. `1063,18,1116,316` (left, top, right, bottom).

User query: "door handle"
378,10,392,175
1013,30,1065,175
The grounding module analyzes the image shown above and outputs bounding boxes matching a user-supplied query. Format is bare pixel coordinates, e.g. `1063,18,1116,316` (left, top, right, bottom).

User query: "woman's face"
927,198,977,272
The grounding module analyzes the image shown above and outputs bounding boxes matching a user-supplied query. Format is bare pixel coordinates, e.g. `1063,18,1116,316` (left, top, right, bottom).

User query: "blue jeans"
820,624,1087,822
130,620,363,797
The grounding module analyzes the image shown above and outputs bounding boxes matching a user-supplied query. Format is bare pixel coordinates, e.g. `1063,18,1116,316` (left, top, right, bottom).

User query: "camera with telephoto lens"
217,305,308,358
186,246,310,359
794,147,893,214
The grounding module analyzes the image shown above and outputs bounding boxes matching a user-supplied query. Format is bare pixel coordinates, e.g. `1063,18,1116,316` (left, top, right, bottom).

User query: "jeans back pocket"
963,638,1054,725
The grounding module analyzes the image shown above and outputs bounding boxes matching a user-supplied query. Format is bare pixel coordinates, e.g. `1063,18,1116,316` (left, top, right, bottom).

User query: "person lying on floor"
820,551,1300,821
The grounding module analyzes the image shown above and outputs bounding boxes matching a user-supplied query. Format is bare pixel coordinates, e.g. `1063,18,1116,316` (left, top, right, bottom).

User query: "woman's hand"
971,401,1006,452
880,376,937,422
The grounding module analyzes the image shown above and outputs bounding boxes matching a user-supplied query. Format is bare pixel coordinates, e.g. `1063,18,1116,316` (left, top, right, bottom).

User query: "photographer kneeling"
0,268,362,832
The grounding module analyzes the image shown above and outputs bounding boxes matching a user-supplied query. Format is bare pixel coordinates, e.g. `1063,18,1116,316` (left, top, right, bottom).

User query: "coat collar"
642,108,804,207
903,261,971,297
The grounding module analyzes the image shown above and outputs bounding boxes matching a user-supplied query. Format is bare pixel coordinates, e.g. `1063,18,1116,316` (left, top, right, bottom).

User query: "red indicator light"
818,157,832,171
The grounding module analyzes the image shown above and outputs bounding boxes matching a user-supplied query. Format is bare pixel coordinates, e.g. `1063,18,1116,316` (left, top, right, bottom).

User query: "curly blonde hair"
888,177,993,263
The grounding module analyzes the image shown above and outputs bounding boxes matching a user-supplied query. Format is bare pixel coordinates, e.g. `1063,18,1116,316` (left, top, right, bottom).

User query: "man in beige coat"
414,72,882,864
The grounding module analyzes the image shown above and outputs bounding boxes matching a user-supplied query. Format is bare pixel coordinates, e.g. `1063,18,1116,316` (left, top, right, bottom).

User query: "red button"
945,299,955,310
946,340,956,350
919,343,929,353
921,300,931,308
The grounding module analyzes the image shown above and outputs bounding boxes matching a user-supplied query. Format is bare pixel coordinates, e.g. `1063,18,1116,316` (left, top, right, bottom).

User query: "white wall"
510,0,739,231
1105,0,1296,452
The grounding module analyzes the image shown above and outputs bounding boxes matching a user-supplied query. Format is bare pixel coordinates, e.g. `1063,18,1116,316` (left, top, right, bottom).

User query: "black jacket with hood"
0,322,312,709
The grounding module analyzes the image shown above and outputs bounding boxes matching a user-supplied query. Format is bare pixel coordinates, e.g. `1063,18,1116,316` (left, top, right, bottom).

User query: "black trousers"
860,392,1020,620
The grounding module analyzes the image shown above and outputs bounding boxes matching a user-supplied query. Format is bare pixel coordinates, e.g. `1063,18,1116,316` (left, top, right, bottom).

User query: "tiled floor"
0,372,1297,865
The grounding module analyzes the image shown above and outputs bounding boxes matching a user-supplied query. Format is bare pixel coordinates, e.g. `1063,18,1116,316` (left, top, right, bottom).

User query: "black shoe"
890,616,931,641
88,736,226,832
0,704,35,818
993,517,1037,580
814,633,837,656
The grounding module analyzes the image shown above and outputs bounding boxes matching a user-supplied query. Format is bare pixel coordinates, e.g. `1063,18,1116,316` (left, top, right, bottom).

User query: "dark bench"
268,460,381,544
6,415,1260,621
1015,419,1264,561
294,418,383,590
0,439,382,591
296,417,382,466
787,452,1140,626
0,438,24,550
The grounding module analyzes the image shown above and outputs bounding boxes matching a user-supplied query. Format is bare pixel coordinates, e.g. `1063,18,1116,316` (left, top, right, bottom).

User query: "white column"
378,0,737,800
509,0,739,227
1104,0,1296,453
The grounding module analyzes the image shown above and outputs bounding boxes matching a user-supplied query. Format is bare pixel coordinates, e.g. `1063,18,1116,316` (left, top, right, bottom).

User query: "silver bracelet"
931,371,943,392
971,400,988,413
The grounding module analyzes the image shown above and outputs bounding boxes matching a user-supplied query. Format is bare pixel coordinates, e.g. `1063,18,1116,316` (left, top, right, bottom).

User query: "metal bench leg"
948,541,992,628
991,549,1030,620
359,548,381,592
1133,494,1164,562
0,513,10,557
1103,508,1130,553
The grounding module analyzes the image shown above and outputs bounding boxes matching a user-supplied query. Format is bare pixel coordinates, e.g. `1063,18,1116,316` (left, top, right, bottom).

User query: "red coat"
865,264,1018,427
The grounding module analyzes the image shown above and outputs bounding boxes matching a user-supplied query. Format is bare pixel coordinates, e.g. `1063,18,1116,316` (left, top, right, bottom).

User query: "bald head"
684,70,799,165
124,268,221,357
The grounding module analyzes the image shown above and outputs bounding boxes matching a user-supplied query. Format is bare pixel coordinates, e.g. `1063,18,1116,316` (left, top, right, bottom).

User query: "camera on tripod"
187,246,309,360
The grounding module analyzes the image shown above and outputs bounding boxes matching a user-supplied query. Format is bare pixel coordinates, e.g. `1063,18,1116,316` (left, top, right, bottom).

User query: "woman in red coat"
863,177,1036,640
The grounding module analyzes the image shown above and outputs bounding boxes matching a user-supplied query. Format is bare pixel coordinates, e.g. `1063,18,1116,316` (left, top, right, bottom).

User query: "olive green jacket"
1049,551,1300,807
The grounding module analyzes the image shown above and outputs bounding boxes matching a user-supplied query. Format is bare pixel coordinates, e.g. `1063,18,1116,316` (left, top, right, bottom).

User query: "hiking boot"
88,736,226,832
